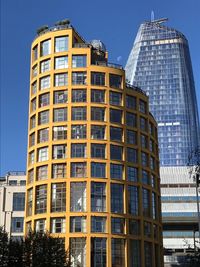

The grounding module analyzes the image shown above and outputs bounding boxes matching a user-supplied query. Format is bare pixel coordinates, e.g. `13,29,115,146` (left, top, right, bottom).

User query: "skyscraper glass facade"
125,19,200,166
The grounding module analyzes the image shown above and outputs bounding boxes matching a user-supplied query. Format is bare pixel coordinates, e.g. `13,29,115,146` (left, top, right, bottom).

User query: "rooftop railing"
7,171,26,176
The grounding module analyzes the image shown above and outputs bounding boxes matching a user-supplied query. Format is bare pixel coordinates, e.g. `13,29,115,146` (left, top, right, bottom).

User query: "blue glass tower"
125,19,199,166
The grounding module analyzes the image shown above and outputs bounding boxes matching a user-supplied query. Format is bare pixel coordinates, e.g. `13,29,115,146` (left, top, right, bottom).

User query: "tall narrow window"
110,109,122,124
51,183,66,212
40,76,50,90
110,164,123,180
27,189,33,216
91,182,106,212
38,110,49,125
127,148,137,163
38,147,48,162
91,238,107,267
110,91,122,106
143,188,150,217
51,218,66,233
39,93,49,107
70,238,86,267
91,217,106,233
36,165,48,181
38,128,49,143
126,112,137,127
110,127,123,142
110,145,123,160
111,184,124,213
111,239,125,267
70,182,86,212
111,217,124,234
128,185,139,215
41,40,51,56
109,74,122,88
53,145,66,159
40,59,50,73
126,95,136,110
36,185,47,214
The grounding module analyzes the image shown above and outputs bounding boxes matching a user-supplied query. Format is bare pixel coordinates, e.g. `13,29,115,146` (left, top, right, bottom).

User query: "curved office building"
25,21,163,267
125,19,200,166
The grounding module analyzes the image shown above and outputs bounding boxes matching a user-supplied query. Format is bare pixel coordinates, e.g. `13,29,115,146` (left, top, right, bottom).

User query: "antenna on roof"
151,10,155,22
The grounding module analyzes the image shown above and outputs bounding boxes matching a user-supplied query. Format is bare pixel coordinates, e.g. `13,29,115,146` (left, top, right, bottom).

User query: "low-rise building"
0,171,26,240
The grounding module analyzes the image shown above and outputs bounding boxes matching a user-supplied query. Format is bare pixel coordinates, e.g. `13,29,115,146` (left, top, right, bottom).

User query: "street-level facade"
25,22,163,267
0,172,26,240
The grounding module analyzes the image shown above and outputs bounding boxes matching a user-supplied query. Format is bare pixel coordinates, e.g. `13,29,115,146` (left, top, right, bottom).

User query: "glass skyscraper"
125,19,199,166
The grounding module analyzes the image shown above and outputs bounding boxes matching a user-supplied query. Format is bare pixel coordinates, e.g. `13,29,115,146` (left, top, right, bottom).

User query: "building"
125,19,200,264
0,172,26,240
25,20,163,267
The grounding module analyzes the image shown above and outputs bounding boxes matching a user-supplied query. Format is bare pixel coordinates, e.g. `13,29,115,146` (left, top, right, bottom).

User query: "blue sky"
0,0,199,175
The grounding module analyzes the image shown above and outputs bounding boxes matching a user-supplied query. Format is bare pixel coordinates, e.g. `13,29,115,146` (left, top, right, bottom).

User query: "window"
71,125,86,139
152,192,157,219
11,217,24,233
29,151,34,165
36,165,48,181
149,123,154,136
72,72,87,85
38,110,49,125
38,128,49,143
110,145,123,160
27,189,33,216
30,133,35,147
109,74,122,88
33,45,38,61
141,152,148,167
40,76,50,90
129,219,140,235
41,39,51,56
38,147,48,162
32,65,37,77
110,127,123,142
53,108,67,122
110,91,122,106
150,156,155,170
110,164,123,180
36,185,47,214
126,95,136,110
144,221,151,238
35,219,46,233
13,193,25,211
143,188,150,217
91,217,106,233
31,98,36,112
71,162,87,177
52,163,66,179
130,240,141,267
139,99,147,114
28,169,34,184
91,238,107,267
72,89,86,102
126,112,137,127
91,144,105,159
40,59,50,73
91,182,106,212
70,238,86,267
51,218,66,233
91,162,106,178
71,143,86,158
39,93,49,107
128,185,139,215
54,90,68,104
110,109,122,124
91,89,105,103
54,73,68,86
127,130,137,145
55,36,68,52
142,170,150,185
70,217,86,232
72,55,87,68
91,72,105,86
111,239,125,267
91,107,105,121
141,134,148,148
111,217,124,234
140,117,147,132
144,242,152,267
111,184,124,213
150,139,154,153
53,145,66,159
51,183,66,212
30,115,36,129
20,180,26,186
55,56,68,69
9,180,17,186
31,81,37,95
72,107,86,120
70,182,86,212
127,148,137,163
53,126,67,140
91,125,105,139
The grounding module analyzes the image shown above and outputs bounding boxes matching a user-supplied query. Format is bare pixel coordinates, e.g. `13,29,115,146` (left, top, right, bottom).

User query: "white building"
160,166,199,265
0,172,26,240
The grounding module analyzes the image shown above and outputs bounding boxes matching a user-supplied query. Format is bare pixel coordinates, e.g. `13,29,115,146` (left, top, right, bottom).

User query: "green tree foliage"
0,227,69,267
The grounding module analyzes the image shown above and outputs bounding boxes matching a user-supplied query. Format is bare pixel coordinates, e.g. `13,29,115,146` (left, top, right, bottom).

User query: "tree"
0,226,9,267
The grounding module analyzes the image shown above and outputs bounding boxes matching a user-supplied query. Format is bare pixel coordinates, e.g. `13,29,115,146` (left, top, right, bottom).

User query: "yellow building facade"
25,22,163,267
